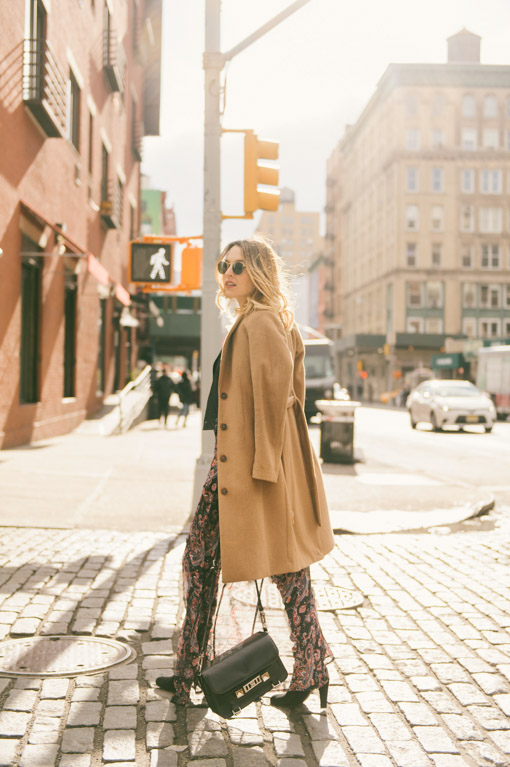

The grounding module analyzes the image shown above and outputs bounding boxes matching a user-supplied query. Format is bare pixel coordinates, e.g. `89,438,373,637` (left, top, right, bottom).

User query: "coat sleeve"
244,311,293,483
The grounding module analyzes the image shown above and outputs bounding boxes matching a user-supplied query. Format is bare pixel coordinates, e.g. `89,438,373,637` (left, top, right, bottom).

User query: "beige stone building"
325,30,510,399
256,188,323,325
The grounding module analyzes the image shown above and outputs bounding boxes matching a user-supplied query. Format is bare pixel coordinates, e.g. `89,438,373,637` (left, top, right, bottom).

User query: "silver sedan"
407,379,496,433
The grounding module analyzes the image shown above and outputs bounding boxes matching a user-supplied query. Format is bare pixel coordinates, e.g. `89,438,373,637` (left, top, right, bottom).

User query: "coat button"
220,423,227,430
221,488,228,495
220,392,228,399
220,455,227,462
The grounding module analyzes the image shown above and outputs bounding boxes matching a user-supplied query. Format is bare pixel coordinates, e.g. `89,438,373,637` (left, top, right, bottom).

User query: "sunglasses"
217,260,246,275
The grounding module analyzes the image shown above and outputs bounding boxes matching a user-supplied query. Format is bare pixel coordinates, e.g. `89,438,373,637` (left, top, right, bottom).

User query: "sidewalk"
0,413,509,766
0,409,497,534
1,523,510,766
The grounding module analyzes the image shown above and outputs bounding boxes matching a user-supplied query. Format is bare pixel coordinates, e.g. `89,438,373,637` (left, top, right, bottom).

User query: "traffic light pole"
193,0,312,512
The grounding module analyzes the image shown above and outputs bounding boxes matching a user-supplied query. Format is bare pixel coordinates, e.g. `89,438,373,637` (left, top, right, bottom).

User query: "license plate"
466,415,479,423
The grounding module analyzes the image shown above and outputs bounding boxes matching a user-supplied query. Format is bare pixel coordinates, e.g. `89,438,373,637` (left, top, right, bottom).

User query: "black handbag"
197,573,288,718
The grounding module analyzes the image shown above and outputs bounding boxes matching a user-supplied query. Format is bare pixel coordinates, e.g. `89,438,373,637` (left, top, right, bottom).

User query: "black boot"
270,682,329,709
155,676,176,693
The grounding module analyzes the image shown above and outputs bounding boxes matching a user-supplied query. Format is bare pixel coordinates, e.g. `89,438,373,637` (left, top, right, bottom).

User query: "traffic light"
244,130,279,215
130,242,173,284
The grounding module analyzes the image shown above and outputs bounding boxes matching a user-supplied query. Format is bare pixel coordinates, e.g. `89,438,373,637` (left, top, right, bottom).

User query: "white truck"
476,345,510,420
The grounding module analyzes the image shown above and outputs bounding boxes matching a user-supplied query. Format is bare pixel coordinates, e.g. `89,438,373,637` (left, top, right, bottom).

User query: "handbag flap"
202,631,280,695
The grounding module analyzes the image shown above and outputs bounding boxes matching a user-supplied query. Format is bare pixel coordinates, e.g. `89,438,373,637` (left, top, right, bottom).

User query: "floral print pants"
172,438,333,705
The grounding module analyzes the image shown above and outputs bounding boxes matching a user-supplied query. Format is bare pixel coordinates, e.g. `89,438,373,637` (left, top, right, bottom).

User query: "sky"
142,0,510,245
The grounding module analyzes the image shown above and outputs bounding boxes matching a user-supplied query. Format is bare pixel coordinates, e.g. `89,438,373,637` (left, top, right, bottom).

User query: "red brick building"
0,0,162,447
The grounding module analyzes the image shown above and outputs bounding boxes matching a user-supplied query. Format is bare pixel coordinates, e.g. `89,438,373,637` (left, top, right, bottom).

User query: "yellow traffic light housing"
244,130,280,215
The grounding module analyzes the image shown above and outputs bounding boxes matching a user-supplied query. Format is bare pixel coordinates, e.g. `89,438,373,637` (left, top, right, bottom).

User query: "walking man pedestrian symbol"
149,247,170,280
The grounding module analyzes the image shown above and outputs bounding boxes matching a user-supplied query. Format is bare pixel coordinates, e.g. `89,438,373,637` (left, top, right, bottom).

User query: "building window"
479,319,501,338
97,298,106,393
406,167,419,192
431,129,445,149
431,167,444,193
406,243,417,268
69,70,81,151
478,285,501,308
479,207,503,234
426,318,443,333
461,128,477,150
406,129,420,150
506,131,510,151
483,129,499,150
407,281,423,308
506,284,510,308
484,94,498,118
129,202,136,240
463,317,477,338
461,169,475,193
431,205,444,232
462,94,476,118
20,245,42,404
460,205,474,233
505,319,510,336
480,169,503,194
431,243,442,267
426,282,443,308
461,245,474,269
462,283,477,308
407,317,424,333
100,142,109,202
63,269,77,398
406,204,419,230
481,243,501,269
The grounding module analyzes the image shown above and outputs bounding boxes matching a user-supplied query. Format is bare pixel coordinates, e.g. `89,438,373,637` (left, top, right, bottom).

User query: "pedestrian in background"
153,366,174,428
176,371,193,427
156,235,335,709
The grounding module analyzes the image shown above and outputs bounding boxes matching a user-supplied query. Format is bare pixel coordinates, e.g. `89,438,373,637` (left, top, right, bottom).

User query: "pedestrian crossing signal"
130,242,173,284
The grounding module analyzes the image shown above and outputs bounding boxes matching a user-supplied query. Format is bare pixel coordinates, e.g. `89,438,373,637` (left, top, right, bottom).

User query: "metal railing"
100,178,123,228
103,27,126,93
23,38,67,136
116,365,152,434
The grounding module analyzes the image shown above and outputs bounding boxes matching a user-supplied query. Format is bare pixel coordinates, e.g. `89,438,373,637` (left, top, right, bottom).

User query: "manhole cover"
229,581,363,612
0,635,136,678
313,584,364,611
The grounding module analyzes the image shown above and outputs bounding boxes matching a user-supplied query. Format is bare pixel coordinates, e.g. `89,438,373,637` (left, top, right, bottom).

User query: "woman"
176,371,193,427
156,236,335,708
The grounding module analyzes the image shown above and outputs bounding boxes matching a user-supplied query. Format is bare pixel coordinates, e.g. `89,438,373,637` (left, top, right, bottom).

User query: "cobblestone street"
1,523,510,767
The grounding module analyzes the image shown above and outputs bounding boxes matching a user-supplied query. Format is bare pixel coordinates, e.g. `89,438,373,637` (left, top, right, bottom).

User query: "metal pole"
192,0,223,511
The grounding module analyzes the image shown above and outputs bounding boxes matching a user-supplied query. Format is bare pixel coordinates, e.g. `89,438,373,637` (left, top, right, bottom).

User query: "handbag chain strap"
196,550,268,675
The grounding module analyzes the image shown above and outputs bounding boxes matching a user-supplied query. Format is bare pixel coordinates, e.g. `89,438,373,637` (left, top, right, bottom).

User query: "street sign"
130,242,173,284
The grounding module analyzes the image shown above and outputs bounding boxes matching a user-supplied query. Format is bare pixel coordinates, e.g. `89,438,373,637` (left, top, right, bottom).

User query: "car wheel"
430,411,441,432
484,426,493,433
409,409,417,429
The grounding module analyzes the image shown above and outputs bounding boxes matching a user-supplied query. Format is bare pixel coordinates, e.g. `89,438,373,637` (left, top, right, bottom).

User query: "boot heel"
319,682,329,708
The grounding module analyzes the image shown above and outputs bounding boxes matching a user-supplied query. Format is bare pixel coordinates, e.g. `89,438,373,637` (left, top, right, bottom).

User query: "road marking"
355,473,443,486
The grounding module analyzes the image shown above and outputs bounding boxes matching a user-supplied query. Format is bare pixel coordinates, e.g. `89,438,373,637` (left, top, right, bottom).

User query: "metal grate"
0,636,135,678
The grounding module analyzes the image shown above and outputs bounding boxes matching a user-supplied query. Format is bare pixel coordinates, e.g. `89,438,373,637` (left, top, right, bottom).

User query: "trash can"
316,400,360,464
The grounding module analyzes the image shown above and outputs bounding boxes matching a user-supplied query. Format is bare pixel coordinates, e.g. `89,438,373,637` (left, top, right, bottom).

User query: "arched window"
484,94,498,118
462,94,476,118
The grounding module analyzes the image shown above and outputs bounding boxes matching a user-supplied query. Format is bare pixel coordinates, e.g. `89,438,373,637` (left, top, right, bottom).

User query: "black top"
203,350,222,430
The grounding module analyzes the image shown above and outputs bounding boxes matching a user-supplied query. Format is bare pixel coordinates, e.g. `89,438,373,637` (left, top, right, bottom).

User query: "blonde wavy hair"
215,235,294,331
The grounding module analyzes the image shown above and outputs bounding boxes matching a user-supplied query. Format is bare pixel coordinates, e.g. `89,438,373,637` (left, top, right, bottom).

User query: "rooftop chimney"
447,29,481,63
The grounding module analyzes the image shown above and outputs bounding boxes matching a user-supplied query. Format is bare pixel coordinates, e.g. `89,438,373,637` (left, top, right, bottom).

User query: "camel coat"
216,307,334,583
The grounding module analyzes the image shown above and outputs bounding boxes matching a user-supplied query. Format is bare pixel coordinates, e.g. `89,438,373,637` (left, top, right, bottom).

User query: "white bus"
477,345,510,419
